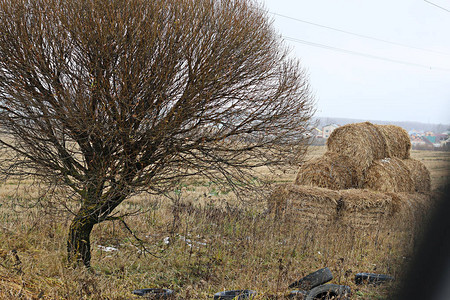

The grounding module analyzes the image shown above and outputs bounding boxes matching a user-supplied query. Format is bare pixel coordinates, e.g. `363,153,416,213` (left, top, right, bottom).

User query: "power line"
284,36,450,72
424,0,450,12
269,11,450,56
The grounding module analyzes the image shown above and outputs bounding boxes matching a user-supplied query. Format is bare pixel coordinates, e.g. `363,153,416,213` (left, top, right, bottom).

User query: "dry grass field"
0,146,448,299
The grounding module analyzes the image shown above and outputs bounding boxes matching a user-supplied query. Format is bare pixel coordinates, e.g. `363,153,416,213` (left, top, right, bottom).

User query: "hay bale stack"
402,159,431,193
376,124,411,159
280,122,431,229
363,157,415,193
326,122,388,172
295,152,359,190
268,184,431,229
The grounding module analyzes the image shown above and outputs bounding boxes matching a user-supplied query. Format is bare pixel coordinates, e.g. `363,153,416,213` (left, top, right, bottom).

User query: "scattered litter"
355,272,394,285
381,158,391,163
97,245,118,252
179,235,207,248
163,237,170,245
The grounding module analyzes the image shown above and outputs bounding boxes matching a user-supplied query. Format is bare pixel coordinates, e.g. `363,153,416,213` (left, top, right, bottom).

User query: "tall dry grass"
0,148,448,299
0,190,425,299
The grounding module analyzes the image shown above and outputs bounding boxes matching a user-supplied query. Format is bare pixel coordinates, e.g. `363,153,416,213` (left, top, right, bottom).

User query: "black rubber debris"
289,267,333,290
213,289,257,299
306,284,351,300
132,288,174,298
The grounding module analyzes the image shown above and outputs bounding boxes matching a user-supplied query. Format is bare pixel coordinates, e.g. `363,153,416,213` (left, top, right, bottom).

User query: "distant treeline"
314,117,449,133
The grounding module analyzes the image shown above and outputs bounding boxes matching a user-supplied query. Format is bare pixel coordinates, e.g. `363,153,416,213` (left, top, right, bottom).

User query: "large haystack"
363,157,415,193
402,158,431,193
376,124,411,159
268,184,429,229
295,152,359,190
327,122,388,173
281,122,431,230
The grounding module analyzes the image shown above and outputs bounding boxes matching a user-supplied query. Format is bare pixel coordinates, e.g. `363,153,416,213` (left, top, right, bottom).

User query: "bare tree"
0,0,314,267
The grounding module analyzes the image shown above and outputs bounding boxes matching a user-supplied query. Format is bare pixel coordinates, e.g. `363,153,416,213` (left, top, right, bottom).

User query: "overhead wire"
260,8,450,71
424,0,450,12
268,10,450,56
284,36,450,72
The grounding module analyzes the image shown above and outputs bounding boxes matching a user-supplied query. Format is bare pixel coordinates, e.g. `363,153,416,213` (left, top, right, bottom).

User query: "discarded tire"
288,290,308,299
289,267,333,290
213,290,257,299
132,288,174,298
306,284,351,300
355,273,394,285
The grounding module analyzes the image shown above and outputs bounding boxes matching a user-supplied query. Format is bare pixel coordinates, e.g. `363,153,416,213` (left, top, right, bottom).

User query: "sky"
258,0,450,124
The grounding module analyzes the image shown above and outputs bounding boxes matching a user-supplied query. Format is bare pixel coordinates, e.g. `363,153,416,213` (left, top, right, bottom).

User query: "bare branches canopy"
0,0,314,266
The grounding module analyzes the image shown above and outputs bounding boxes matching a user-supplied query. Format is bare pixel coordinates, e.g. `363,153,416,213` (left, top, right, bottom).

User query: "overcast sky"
258,0,450,124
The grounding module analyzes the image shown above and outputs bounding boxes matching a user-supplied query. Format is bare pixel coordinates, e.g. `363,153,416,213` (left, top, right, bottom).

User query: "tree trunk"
67,209,97,268
67,190,128,267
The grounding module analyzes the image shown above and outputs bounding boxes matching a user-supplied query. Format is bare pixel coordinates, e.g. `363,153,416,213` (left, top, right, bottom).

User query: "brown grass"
0,189,425,299
0,147,447,299
410,150,450,190
363,158,415,193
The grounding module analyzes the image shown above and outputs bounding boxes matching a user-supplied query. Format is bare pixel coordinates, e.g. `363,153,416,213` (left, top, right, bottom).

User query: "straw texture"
268,184,339,224
326,122,388,172
402,158,431,193
363,157,415,193
284,122,432,228
376,124,411,159
268,184,431,229
295,152,359,190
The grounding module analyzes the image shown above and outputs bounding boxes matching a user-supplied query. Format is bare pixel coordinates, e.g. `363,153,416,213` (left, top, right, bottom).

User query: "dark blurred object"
288,267,333,289
213,289,257,299
395,184,450,300
132,288,174,299
305,284,351,300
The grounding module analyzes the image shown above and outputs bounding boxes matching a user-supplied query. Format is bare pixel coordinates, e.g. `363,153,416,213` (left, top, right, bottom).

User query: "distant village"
312,124,450,150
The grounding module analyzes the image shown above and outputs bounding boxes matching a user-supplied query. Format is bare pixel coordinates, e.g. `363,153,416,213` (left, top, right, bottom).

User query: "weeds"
0,148,448,299
0,195,421,299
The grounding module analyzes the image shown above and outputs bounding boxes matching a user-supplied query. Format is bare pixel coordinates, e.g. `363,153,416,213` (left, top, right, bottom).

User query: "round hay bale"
375,124,411,159
363,157,415,193
295,152,360,190
326,122,388,173
402,159,431,193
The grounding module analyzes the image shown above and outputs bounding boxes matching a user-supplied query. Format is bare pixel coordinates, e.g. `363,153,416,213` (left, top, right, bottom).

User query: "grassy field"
0,147,448,299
